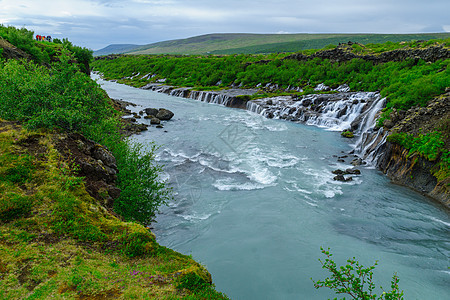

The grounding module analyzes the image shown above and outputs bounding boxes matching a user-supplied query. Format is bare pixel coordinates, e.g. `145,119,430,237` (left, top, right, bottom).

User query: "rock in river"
156,108,174,120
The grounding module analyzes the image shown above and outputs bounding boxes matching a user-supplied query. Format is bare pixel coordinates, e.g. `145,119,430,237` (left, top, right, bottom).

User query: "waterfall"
246,92,388,165
140,81,389,166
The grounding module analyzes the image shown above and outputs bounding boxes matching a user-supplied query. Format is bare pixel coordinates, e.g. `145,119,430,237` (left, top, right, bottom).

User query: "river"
95,76,449,300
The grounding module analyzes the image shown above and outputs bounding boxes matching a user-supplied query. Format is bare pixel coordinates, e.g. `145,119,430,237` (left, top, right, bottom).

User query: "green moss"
341,131,354,138
0,193,32,222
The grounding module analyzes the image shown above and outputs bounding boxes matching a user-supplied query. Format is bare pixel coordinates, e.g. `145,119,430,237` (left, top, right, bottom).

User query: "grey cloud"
2,0,449,49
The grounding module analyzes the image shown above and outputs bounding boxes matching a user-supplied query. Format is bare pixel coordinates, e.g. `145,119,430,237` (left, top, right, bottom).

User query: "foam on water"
213,178,268,191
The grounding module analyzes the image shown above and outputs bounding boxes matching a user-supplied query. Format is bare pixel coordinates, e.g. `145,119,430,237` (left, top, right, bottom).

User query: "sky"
1,0,449,50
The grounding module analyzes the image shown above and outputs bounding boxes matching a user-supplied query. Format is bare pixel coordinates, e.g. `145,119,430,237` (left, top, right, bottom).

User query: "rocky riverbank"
110,98,174,135
376,91,450,207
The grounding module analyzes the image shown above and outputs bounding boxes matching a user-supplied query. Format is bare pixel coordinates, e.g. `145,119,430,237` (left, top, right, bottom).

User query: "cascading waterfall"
246,92,388,164
140,80,389,166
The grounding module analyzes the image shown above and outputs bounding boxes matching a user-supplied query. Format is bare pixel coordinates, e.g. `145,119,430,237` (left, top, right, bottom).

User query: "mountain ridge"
94,32,450,56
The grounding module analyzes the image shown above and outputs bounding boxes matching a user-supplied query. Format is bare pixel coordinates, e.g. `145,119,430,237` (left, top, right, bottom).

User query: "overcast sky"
1,0,449,50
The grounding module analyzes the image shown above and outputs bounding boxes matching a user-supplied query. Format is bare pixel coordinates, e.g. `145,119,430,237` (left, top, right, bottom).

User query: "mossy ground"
0,120,228,299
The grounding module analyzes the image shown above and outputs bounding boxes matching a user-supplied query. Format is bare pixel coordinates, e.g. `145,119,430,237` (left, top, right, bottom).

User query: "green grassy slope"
0,25,229,299
126,32,450,55
94,44,141,56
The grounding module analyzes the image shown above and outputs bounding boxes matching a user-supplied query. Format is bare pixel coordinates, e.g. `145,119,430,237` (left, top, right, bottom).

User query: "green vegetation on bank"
387,131,450,181
0,25,227,298
93,39,449,111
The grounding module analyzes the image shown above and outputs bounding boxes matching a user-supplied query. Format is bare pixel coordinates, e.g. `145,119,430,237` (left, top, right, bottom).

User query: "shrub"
387,131,447,161
120,231,156,257
113,142,172,225
312,247,404,300
175,272,210,292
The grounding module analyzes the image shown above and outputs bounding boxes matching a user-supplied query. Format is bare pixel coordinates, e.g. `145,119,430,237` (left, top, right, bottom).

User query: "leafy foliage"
113,142,172,224
93,47,449,112
175,272,210,292
387,131,449,181
387,131,446,161
0,47,171,226
312,247,404,300
0,24,93,72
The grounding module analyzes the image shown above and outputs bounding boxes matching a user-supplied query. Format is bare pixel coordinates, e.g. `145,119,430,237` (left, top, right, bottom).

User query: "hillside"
94,44,141,56
95,32,450,55
0,25,228,299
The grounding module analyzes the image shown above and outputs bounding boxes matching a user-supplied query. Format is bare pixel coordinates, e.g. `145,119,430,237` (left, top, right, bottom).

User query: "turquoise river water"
96,76,449,299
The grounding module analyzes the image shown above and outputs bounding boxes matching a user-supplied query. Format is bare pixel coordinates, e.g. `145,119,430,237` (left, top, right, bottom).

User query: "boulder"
332,169,345,175
144,108,159,116
334,174,353,182
383,119,394,129
345,168,361,175
156,108,174,120
333,175,345,181
151,117,161,125
351,158,363,166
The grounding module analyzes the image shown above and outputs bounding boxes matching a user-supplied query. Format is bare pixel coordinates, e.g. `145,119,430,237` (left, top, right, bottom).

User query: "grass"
0,120,228,299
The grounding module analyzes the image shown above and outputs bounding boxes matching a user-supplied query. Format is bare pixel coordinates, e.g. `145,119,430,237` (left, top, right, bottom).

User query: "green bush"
121,232,156,257
312,247,404,300
175,272,210,292
0,38,171,228
387,131,447,161
113,142,172,225
341,131,354,138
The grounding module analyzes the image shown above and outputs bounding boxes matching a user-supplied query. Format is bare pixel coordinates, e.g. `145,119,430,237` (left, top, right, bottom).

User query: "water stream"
95,76,449,300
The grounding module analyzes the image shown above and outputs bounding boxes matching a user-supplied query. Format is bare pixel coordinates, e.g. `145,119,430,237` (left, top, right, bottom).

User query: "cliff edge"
377,91,450,207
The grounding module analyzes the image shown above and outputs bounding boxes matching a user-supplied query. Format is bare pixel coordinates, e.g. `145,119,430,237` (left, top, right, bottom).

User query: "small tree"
312,247,404,300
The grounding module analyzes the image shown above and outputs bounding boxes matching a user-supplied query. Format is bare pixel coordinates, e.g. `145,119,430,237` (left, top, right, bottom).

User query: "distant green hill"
94,43,141,56
119,33,450,55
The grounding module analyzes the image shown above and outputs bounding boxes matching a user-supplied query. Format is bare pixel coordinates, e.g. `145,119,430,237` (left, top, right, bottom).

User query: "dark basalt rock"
144,108,159,116
332,168,361,175
156,108,174,121
333,174,353,182
150,117,161,125
55,133,120,209
345,168,361,175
